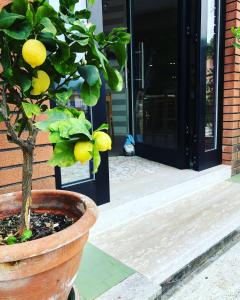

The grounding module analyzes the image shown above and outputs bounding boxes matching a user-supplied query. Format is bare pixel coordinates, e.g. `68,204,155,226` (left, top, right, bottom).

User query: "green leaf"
20,229,32,242
55,89,73,106
88,0,95,5
3,20,32,40
6,236,17,245
91,43,108,74
35,108,72,131
75,9,91,20
110,44,127,69
233,42,240,49
56,41,70,62
0,10,25,29
94,123,109,132
60,0,79,13
106,66,123,92
22,103,41,118
49,141,76,167
35,5,57,24
40,17,57,35
93,144,101,174
80,80,101,106
49,117,92,140
26,4,34,26
15,71,32,92
52,54,77,75
11,0,28,15
78,65,100,86
49,132,63,143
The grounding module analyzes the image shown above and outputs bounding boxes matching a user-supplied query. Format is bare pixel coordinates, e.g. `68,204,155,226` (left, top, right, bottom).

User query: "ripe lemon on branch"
31,70,50,95
74,141,93,164
93,131,112,152
22,39,47,68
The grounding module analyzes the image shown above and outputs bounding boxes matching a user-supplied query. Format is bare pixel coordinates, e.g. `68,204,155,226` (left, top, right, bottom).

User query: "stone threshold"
92,165,231,235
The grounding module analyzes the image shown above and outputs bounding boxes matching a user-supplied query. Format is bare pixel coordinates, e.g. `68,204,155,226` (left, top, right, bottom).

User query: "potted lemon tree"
0,0,130,299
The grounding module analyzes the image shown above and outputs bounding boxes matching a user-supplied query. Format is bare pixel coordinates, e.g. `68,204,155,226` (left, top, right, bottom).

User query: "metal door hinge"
194,33,198,43
193,133,197,143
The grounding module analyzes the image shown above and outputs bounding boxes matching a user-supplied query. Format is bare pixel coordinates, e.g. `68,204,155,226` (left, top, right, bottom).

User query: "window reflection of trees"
205,34,216,150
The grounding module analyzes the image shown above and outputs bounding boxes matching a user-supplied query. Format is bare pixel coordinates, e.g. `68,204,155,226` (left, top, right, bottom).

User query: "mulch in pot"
0,212,75,245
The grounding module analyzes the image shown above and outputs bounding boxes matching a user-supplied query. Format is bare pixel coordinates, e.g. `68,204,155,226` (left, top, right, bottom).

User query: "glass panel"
205,0,219,151
60,84,93,185
134,0,178,149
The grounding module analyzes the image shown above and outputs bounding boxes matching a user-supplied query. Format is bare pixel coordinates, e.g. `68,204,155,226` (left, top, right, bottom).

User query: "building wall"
223,0,240,175
0,122,55,195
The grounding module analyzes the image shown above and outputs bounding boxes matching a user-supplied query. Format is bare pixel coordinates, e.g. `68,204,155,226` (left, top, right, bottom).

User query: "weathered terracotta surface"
0,0,12,10
0,190,98,300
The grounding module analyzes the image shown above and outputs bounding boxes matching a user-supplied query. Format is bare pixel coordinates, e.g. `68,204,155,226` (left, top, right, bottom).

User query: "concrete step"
92,165,231,235
90,180,240,294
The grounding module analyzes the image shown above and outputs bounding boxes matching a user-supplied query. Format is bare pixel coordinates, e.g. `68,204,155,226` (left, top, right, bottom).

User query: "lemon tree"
0,0,130,234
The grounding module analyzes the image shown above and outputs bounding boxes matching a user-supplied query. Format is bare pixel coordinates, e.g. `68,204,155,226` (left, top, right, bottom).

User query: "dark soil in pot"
0,212,74,244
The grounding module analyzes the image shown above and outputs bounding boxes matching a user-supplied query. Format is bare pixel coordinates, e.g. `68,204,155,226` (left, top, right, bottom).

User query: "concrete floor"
166,239,240,300
107,156,230,211
91,180,240,286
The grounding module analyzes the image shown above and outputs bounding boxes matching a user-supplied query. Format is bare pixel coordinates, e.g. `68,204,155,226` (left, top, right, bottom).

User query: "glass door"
193,0,223,171
130,0,189,169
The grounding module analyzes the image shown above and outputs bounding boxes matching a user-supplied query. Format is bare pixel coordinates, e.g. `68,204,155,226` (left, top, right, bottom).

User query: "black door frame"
55,84,110,206
127,0,225,171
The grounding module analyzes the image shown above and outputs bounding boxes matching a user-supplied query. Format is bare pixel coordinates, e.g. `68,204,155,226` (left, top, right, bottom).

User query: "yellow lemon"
22,39,47,68
93,131,112,152
74,141,93,164
30,70,50,95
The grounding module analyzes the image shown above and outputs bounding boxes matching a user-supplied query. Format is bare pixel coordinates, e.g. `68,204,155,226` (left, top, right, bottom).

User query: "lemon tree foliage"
0,0,130,174
0,0,130,233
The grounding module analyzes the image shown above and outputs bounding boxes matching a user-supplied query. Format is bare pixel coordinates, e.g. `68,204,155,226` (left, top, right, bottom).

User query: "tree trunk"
20,148,34,232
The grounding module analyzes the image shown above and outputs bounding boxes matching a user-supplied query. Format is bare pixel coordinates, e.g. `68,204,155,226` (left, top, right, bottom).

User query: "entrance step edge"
161,227,240,299
92,165,231,236
96,273,162,300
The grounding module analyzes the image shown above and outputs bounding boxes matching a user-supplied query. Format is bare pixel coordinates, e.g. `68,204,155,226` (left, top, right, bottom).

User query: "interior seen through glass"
134,0,178,149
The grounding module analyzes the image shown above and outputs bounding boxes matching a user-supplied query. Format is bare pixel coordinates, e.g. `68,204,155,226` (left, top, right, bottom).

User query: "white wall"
89,0,103,33
49,0,86,11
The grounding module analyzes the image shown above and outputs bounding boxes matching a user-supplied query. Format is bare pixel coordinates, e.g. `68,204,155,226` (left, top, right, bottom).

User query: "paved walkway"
166,240,240,300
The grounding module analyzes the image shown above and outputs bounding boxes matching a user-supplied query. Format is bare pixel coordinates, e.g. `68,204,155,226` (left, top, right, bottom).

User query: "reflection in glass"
60,81,92,185
134,0,178,149
205,0,219,151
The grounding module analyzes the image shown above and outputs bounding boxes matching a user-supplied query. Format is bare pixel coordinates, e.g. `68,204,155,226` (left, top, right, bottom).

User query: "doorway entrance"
129,0,224,171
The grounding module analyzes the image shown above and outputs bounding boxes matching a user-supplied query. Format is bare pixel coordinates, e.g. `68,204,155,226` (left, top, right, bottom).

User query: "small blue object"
124,134,135,146
123,135,135,156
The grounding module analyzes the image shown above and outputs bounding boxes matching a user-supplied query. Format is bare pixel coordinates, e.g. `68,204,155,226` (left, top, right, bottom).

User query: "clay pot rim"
0,190,98,263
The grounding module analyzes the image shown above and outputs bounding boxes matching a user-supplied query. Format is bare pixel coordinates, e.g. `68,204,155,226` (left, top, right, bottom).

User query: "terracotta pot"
0,190,98,300
0,0,12,10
